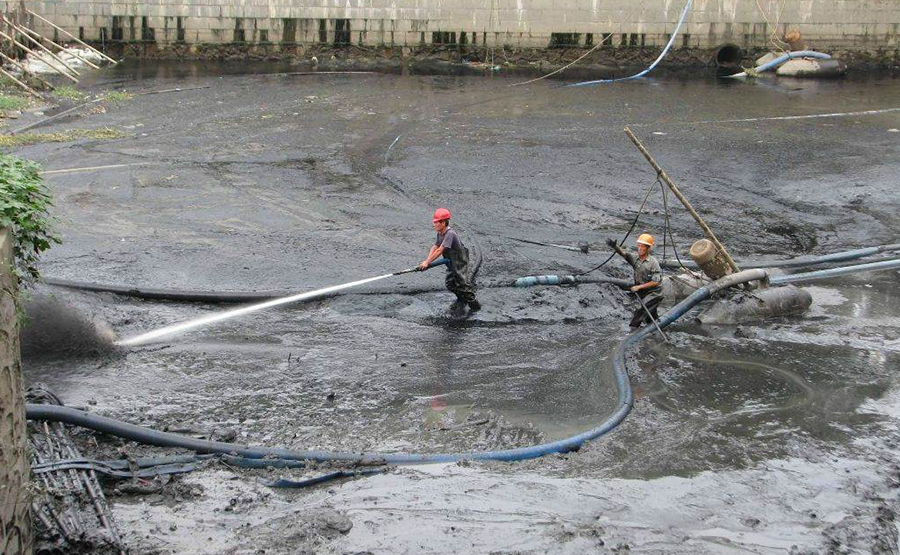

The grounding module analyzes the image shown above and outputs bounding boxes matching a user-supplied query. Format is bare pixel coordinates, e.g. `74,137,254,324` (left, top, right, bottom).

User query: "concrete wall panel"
16,0,900,54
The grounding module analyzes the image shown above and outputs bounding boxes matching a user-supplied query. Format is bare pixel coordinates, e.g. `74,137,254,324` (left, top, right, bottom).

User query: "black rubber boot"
468,299,481,312
449,299,466,315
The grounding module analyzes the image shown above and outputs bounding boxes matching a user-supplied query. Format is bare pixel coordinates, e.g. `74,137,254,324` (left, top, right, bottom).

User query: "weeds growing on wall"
0,154,59,284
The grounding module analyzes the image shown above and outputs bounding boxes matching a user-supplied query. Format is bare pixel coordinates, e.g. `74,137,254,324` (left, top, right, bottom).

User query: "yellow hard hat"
636,233,654,247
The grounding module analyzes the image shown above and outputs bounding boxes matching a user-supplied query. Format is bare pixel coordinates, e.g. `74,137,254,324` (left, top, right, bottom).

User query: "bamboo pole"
623,126,741,274
1,17,81,76
19,25,100,69
0,65,42,98
26,9,117,64
0,49,54,90
0,28,78,82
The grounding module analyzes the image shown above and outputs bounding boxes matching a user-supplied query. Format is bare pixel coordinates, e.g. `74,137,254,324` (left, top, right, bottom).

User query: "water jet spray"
117,258,449,347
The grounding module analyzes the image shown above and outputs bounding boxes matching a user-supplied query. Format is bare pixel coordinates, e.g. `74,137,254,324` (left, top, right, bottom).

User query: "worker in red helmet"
607,233,663,328
418,208,481,313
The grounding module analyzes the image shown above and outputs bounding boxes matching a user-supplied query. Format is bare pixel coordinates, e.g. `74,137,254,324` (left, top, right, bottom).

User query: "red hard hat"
432,208,451,223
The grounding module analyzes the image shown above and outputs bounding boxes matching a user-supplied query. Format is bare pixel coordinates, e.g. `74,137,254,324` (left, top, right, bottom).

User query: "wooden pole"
18,25,100,69
0,28,78,82
623,126,741,274
26,9,117,64
0,49,54,90
1,17,81,75
0,66,42,98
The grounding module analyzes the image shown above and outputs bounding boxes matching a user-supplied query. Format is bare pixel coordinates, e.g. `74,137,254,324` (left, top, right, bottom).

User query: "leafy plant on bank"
0,154,59,284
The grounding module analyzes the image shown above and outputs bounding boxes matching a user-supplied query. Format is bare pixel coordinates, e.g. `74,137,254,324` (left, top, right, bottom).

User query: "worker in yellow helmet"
607,233,663,328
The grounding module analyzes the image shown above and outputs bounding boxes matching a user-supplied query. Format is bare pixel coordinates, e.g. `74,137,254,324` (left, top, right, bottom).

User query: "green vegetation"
0,127,125,148
52,85,87,101
104,90,133,102
0,94,30,112
0,154,59,283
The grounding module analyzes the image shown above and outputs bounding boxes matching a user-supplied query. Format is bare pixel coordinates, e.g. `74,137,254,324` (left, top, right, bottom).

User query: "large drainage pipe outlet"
713,44,744,67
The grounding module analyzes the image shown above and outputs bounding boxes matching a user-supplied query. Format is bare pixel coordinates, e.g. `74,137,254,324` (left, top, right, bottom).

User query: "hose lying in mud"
31,453,385,488
513,275,631,288
769,257,900,285
659,243,900,272
43,273,628,301
567,0,693,87
24,270,772,467
41,243,899,301
724,50,832,79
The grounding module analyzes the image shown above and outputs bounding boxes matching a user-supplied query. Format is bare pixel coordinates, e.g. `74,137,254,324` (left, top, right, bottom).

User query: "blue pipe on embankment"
724,50,832,79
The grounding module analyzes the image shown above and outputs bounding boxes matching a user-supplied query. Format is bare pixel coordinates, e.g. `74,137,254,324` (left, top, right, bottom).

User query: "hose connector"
513,275,578,288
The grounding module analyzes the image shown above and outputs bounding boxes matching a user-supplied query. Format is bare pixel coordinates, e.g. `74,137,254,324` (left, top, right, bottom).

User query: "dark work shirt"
624,252,662,293
435,228,463,251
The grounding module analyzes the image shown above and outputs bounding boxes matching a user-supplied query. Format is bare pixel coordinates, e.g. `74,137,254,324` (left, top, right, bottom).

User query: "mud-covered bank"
11,65,900,553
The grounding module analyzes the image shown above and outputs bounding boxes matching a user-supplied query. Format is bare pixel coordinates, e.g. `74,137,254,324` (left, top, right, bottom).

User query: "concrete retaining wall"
0,228,31,555
21,0,900,55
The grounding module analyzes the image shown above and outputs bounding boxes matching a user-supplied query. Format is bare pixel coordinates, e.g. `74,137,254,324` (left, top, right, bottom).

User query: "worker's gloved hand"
606,238,618,249
416,261,428,271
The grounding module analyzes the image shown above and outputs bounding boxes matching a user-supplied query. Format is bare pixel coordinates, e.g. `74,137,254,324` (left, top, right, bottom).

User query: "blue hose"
567,0,693,87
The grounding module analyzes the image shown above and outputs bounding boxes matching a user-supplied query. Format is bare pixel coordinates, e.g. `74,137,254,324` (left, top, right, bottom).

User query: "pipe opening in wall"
334,19,351,45
111,16,122,41
233,18,245,43
319,19,327,43
713,43,743,67
176,17,185,43
549,33,580,48
141,16,154,42
282,18,296,44
432,31,456,45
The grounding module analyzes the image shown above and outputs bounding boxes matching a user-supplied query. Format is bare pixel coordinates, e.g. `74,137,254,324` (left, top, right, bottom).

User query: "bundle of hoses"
24,258,900,486
25,270,770,476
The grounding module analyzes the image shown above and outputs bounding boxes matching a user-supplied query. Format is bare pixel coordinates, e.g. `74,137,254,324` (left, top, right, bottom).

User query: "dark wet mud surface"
12,65,900,553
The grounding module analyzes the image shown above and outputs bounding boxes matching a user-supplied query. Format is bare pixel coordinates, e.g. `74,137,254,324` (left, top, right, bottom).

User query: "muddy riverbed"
11,63,900,553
